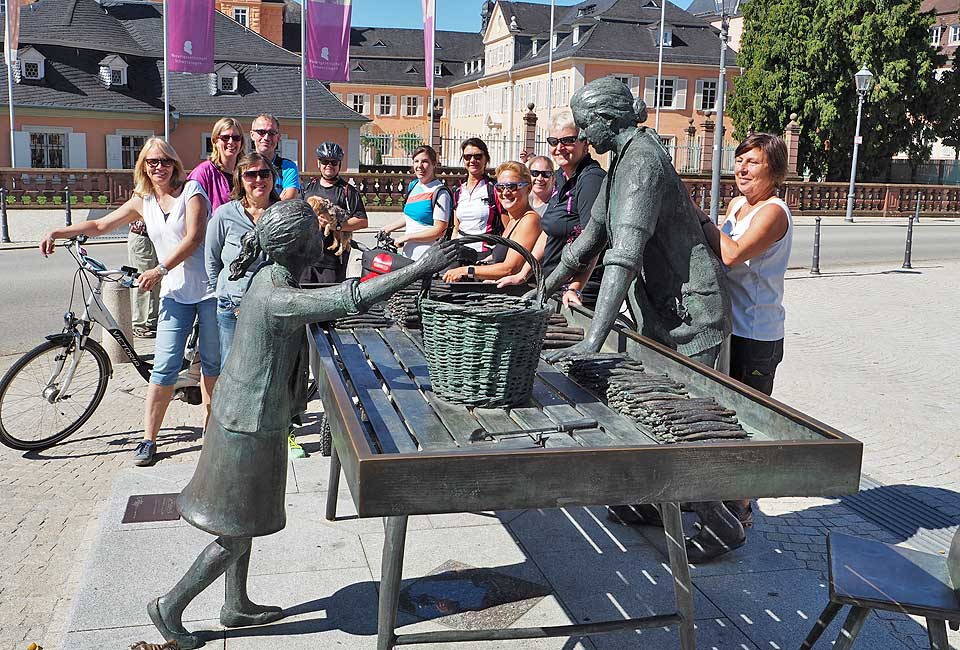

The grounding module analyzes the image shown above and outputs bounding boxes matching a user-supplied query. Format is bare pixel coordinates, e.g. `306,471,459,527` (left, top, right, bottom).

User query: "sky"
310,0,694,33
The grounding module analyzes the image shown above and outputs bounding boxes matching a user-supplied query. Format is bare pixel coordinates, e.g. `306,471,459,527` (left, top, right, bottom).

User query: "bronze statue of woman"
148,200,458,649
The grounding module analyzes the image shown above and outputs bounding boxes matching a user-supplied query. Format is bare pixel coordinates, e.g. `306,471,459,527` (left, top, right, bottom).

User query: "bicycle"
0,235,149,451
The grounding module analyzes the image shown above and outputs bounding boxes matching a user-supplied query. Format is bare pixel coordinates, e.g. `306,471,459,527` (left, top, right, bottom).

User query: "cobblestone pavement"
1,260,958,650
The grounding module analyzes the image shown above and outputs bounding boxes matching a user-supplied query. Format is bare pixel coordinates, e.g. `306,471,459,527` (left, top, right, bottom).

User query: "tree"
933,55,960,161
396,131,425,155
728,0,947,180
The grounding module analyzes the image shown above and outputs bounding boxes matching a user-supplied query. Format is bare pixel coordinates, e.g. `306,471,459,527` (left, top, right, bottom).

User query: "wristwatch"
157,263,169,276
466,266,475,281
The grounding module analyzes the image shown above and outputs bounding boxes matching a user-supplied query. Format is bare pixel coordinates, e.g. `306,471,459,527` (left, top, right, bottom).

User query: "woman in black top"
500,109,605,305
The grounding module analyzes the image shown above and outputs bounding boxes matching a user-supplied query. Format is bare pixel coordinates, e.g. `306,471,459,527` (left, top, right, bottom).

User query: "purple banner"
305,0,351,82
167,0,215,74
422,0,435,90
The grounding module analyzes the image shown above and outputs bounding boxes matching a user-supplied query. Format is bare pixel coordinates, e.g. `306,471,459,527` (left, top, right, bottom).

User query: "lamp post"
709,0,740,224
844,65,874,223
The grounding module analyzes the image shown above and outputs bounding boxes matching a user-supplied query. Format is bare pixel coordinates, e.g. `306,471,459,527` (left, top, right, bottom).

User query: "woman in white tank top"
698,133,793,539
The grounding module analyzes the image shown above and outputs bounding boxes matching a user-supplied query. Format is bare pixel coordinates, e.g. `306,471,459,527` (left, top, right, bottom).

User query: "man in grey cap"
301,141,368,282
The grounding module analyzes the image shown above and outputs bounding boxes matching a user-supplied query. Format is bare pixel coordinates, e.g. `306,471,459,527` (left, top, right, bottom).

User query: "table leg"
324,441,341,521
660,502,696,650
378,515,408,650
800,601,843,649
927,618,949,650
832,606,870,650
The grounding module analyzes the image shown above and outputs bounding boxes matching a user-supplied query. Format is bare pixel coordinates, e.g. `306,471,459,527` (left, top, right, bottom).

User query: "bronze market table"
310,304,862,650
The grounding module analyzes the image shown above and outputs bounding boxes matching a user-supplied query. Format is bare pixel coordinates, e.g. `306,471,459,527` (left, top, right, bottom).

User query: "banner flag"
422,0,435,90
4,0,23,64
167,0,215,74
305,0,351,82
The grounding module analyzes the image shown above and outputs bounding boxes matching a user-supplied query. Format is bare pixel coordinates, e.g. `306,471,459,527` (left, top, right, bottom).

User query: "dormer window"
98,55,128,88
532,38,539,56
573,26,582,44
552,33,560,50
464,62,469,75
373,39,387,47
211,63,239,96
17,47,45,82
406,64,418,74
652,23,674,47
434,63,442,77
352,62,366,72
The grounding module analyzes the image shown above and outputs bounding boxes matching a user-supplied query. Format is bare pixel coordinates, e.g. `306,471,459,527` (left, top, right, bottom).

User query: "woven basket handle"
451,233,546,308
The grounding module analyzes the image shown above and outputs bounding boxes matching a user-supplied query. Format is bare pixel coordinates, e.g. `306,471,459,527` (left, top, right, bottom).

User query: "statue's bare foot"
147,597,203,650
220,603,284,627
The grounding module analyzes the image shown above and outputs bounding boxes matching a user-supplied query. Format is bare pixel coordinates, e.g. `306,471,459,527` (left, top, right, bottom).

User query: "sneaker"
132,326,156,339
288,432,307,459
133,440,157,466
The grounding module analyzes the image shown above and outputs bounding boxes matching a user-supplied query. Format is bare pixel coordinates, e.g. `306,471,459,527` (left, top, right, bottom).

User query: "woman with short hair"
40,138,217,467
527,155,555,216
443,161,542,283
188,117,245,213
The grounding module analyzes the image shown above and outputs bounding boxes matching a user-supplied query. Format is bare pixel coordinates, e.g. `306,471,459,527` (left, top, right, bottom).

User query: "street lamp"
709,0,741,224
844,65,874,223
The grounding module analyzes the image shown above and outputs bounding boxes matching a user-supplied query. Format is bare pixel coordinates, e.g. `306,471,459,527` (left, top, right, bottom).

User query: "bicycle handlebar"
64,237,141,286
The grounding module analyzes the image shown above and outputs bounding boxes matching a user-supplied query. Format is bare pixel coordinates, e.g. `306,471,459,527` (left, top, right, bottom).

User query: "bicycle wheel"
0,338,110,450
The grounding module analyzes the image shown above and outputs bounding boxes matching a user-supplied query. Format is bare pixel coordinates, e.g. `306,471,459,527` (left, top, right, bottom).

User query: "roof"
1,0,366,122
497,1,556,33
685,0,746,18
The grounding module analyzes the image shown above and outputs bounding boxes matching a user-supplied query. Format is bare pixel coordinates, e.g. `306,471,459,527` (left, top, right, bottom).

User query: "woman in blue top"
205,152,279,368
382,145,452,260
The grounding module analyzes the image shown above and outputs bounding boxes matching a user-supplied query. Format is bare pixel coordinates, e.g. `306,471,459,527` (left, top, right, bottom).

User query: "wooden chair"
800,531,959,650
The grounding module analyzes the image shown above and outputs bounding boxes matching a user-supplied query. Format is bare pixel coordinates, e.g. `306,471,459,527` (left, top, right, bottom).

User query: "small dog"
306,195,352,257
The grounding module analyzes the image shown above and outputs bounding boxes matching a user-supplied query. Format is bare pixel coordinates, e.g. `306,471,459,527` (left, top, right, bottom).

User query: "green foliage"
36,195,47,205
69,195,78,205
21,195,31,204
5,195,14,204
52,195,63,205
97,195,108,204
396,131,425,155
359,133,384,164
82,195,93,203
729,0,947,180
933,56,960,160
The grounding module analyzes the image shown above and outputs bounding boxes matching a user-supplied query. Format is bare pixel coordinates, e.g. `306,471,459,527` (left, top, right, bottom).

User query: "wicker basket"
387,289,421,329
419,234,550,407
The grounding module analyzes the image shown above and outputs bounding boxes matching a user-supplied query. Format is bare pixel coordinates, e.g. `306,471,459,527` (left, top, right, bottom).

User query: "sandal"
133,326,156,339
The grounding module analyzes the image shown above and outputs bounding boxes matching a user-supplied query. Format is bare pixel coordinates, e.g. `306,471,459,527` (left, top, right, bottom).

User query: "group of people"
38,113,369,466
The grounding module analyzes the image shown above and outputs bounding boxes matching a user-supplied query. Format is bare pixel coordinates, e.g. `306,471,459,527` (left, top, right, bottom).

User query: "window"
950,24,960,45
376,94,395,116
373,39,387,47
644,76,686,109
404,95,421,117
658,29,673,47
121,134,148,169
433,97,445,113
696,79,717,111
233,7,248,27
111,69,124,85
30,132,65,168
434,63,442,77
349,93,369,114
930,26,943,45
220,75,236,92
23,61,40,80
657,78,676,107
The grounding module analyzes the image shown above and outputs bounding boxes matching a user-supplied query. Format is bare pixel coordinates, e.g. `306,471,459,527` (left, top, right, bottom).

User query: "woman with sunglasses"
188,117,245,213
40,139,217,468
205,153,279,369
527,155,556,216
451,137,502,249
383,145,452,260
442,161,542,283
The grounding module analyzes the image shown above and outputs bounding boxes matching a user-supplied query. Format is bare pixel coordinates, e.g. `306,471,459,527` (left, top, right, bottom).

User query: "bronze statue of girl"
148,200,457,649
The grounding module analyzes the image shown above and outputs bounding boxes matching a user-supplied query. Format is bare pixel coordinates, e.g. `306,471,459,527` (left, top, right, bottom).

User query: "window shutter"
68,132,87,168
675,79,688,110
643,77,656,107
106,135,123,169
12,131,29,168
630,76,640,98
694,79,704,111
280,139,299,167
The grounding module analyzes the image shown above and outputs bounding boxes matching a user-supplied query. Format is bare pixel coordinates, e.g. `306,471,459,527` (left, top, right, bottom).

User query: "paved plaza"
0,256,958,650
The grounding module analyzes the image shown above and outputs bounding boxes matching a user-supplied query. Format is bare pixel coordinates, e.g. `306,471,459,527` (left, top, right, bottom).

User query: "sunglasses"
546,135,581,147
144,157,174,168
529,169,552,178
462,153,485,162
252,129,279,138
242,169,273,181
319,159,341,166
494,182,529,193
218,134,244,143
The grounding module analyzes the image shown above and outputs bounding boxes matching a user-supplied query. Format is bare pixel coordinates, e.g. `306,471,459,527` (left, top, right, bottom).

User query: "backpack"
403,180,455,238
453,176,504,240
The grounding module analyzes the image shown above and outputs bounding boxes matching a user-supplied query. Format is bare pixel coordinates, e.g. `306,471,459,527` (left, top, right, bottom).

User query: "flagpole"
654,0,665,131
301,0,307,169
162,0,170,142
5,0,16,166
429,1,435,129
546,0,555,126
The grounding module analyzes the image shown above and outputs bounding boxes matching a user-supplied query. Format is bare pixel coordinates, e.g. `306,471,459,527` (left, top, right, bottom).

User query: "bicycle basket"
419,234,550,407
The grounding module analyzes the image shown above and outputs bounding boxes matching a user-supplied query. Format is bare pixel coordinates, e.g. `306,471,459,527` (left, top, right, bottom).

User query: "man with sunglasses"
300,141,368,282
250,114,300,200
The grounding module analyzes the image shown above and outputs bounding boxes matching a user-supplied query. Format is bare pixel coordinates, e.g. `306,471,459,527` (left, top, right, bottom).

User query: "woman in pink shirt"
187,117,245,213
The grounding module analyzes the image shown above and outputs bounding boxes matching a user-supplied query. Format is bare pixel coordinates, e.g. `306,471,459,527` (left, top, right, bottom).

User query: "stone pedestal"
101,282,133,364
